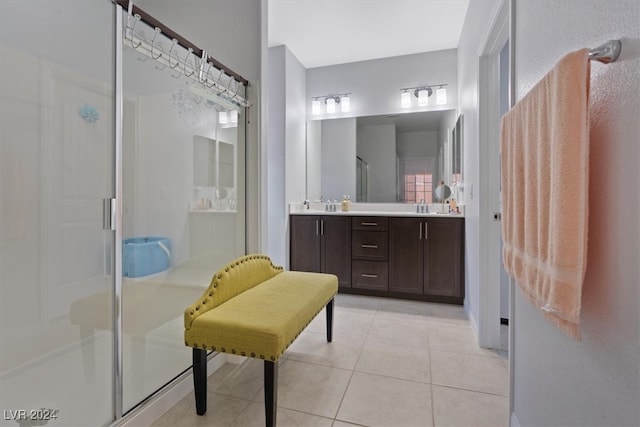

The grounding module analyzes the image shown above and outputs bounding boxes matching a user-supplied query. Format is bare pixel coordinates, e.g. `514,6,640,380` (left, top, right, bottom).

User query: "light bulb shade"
326,97,336,113
401,91,411,108
230,110,238,124
340,95,350,112
311,99,321,115
436,87,447,105
417,89,429,106
218,111,228,124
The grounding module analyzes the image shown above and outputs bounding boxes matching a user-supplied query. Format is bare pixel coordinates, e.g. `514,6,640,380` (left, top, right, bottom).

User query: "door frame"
477,0,510,349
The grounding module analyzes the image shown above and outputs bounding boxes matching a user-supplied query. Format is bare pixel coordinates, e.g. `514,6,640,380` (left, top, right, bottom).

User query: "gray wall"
321,118,356,201
357,124,397,202
512,0,640,425
307,49,457,119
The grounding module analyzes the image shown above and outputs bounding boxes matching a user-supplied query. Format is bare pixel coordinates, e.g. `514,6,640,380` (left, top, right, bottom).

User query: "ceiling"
268,0,470,69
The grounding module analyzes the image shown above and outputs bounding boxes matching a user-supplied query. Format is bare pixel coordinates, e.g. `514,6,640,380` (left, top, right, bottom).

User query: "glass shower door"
120,8,247,410
0,1,115,425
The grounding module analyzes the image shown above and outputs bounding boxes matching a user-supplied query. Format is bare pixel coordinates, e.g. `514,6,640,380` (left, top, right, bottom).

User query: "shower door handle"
103,198,116,231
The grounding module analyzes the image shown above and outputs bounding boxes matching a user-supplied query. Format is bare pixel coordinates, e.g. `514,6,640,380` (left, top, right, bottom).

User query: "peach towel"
500,49,590,339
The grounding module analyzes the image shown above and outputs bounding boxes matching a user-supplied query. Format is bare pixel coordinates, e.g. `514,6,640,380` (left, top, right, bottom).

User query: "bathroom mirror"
194,136,235,190
194,135,216,187
306,109,460,203
218,141,234,188
451,114,463,184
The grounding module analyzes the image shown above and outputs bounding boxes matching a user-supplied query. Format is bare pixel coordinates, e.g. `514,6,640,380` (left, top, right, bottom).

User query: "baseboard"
511,411,522,427
115,352,226,427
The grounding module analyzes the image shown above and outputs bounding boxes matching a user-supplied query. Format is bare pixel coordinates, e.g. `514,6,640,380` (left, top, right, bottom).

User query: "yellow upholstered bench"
184,254,338,427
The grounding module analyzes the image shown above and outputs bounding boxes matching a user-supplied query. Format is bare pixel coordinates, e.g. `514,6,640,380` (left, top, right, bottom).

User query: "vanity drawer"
352,260,388,291
352,216,388,232
352,231,388,260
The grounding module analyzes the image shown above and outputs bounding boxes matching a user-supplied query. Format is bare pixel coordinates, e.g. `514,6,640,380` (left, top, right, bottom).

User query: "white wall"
283,45,308,246
266,45,307,267
267,46,286,266
357,124,397,202
437,109,458,184
307,49,458,120
457,0,502,326
138,0,263,253
306,120,322,201
511,0,639,425
321,118,356,201
396,130,438,158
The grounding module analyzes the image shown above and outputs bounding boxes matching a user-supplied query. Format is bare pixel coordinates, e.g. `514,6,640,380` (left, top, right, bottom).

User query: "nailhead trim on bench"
186,292,336,361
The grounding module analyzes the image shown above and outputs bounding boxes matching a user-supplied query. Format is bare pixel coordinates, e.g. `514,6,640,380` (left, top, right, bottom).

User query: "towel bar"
589,40,621,63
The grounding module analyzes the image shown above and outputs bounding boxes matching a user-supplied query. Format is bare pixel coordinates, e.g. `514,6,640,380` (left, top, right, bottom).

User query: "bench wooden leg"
326,298,334,343
193,348,207,415
264,360,278,427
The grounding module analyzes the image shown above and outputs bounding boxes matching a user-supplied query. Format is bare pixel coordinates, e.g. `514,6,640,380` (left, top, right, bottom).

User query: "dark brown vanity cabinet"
351,217,389,291
389,217,464,303
290,215,352,288
290,214,464,304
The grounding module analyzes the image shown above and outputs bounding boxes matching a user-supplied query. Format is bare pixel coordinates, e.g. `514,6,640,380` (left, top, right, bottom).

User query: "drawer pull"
361,222,378,226
361,273,378,278
361,244,379,249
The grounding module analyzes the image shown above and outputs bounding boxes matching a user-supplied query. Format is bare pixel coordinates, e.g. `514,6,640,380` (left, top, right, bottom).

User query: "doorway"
477,0,510,350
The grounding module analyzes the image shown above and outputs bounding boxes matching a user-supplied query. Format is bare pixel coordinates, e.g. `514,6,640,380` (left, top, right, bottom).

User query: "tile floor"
152,294,509,427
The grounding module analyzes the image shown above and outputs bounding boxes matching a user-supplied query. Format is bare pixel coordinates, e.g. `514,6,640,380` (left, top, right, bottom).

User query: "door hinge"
493,212,502,221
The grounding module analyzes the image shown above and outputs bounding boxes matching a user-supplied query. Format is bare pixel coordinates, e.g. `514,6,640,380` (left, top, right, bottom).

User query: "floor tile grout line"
429,347,508,362
332,368,356,422
350,366,432,386
430,382,510,398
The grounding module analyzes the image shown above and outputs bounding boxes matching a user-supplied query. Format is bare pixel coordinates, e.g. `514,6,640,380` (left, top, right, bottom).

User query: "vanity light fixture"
340,95,351,112
417,88,431,106
401,90,411,108
436,86,447,105
311,99,322,115
399,84,448,108
325,97,336,114
311,93,352,115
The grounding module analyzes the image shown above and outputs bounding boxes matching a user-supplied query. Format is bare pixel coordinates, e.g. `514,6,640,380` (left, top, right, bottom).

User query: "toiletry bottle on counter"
341,195,349,212
450,198,458,213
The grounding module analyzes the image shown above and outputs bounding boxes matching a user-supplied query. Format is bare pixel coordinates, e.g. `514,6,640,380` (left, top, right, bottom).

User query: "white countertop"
289,202,465,218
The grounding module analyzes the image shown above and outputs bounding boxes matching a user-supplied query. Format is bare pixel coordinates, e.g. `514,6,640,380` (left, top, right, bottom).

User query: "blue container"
123,237,171,278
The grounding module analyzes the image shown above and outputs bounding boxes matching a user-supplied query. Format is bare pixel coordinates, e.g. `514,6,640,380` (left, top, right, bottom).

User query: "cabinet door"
389,217,424,294
290,215,321,273
321,216,352,288
424,218,464,298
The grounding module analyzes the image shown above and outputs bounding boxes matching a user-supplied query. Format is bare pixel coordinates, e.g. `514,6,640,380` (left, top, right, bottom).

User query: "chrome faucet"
416,199,428,213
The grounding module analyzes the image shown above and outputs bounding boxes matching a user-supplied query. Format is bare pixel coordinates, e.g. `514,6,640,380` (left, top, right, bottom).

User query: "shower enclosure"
0,1,248,425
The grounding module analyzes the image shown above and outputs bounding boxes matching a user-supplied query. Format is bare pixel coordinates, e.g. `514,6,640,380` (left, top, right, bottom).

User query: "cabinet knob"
361,222,378,226
361,273,378,278
361,244,379,249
